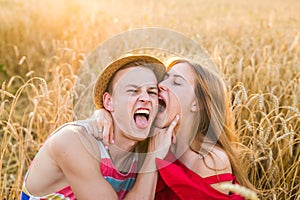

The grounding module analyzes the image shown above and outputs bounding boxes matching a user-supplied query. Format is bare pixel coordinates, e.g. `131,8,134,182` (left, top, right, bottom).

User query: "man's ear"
103,92,114,111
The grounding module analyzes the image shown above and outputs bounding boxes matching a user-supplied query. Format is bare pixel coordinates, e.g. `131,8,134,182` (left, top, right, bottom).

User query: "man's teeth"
135,109,150,115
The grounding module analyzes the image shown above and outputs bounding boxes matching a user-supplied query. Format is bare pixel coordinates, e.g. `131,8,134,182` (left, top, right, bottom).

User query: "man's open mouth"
134,108,150,128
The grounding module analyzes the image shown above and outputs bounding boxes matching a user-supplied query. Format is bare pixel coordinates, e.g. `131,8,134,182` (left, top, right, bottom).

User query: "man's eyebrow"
126,84,138,88
125,84,158,89
148,86,158,90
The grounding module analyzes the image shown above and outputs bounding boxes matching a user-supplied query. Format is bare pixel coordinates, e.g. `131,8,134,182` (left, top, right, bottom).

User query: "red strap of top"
203,173,236,184
156,152,245,200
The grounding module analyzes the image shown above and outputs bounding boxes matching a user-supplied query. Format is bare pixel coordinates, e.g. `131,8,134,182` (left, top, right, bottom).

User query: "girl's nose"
158,83,168,92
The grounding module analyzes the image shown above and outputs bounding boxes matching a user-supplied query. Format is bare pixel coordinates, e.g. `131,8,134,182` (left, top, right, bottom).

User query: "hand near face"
89,109,114,148
148,115,179,159
88,109,179,160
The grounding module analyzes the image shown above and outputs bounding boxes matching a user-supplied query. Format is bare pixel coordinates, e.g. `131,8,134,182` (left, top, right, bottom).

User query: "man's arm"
48,126,118,200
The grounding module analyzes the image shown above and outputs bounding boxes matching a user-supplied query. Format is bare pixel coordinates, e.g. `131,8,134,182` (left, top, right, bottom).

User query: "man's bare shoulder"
47,124,101,161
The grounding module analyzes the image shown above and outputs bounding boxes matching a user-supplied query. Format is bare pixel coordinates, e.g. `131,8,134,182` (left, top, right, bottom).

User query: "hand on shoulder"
48,124,101,162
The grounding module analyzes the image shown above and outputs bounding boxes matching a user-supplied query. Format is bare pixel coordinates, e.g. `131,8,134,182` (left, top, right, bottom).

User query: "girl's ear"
103,92,114,112
191,99,200,112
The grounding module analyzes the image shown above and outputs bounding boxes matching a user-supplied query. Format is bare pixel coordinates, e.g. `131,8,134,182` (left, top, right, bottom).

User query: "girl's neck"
170,117,198,159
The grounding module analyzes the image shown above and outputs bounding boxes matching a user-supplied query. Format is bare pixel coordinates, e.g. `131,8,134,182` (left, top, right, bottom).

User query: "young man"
21,54,176,199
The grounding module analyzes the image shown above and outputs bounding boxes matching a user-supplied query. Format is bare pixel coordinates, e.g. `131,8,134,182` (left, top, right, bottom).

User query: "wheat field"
0,0,299,199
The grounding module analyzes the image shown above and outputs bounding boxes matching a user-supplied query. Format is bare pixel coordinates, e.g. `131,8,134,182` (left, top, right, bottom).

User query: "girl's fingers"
104,115,114,144
109,126,115,144
94,127,100,139
95,109,114,145
102,123,110,148
167,115,179,133
89,119,102,140
168,115,179,144
96,127,103,140
172,131,176,144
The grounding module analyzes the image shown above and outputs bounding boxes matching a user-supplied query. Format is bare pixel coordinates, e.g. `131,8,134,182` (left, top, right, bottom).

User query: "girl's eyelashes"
173,80,181,85
162,73,184,86
172,77,183,86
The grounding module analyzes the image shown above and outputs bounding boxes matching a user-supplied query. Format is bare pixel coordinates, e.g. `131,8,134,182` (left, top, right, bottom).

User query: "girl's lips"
158,95,167,113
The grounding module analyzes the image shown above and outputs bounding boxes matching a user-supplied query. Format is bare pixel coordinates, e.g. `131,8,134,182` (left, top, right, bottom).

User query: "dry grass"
1,0,299,199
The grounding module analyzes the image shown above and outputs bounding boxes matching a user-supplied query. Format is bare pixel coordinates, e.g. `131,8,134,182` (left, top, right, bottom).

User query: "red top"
155,152,245,200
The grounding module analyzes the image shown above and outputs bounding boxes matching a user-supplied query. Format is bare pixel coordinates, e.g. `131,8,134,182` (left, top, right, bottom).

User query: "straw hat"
93,54,166,109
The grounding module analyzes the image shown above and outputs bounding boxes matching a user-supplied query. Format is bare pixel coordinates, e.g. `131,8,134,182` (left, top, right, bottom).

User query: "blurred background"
0,0,299,199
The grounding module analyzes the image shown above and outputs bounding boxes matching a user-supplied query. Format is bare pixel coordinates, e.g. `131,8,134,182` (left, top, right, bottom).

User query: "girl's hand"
148,115,179,159
89,109,114,147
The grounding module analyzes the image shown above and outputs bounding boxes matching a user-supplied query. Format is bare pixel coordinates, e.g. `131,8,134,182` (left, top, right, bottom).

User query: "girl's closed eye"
173,81,181,85
173,77,183,86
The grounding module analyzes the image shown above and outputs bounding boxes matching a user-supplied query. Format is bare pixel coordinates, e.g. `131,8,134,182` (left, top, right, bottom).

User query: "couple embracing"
21,53,255,199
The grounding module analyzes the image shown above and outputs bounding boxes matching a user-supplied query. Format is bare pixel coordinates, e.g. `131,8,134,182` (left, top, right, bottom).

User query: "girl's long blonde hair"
167,58,255,190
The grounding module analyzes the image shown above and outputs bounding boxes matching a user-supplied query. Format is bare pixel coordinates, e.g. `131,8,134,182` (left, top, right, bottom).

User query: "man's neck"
107,127,138,172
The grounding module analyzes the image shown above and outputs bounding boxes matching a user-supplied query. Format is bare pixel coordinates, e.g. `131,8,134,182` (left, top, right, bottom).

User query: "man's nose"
138,91,150,102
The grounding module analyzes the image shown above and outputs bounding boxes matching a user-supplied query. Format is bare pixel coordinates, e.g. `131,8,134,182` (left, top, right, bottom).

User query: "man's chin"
154,119,169,129
134,127,152,139
127,132,148,141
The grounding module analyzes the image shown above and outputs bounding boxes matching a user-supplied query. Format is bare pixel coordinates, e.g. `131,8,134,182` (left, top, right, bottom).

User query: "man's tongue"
135,115,149,129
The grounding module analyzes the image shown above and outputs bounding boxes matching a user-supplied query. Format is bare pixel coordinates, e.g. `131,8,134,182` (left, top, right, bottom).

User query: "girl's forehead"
169,63,195,77
170,62,190,71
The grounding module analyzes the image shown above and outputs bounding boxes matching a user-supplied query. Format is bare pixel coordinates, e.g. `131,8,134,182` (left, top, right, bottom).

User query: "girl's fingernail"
111,139,115,144
105,146,109,150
